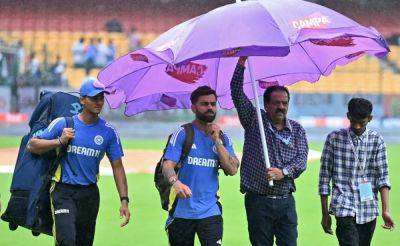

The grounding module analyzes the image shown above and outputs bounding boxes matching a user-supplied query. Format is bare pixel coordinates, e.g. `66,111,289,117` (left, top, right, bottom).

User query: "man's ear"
79,97,85,105
368,115,373,122
346,112,350,120
191,104,196,114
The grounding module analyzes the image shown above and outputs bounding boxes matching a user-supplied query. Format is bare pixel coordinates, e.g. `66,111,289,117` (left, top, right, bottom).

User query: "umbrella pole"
247,58,273,186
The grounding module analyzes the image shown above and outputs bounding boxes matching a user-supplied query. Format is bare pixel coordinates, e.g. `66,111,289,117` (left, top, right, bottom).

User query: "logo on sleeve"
94,135,104,145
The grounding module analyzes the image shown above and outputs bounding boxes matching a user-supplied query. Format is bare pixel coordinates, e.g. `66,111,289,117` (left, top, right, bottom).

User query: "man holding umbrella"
230,56,308,246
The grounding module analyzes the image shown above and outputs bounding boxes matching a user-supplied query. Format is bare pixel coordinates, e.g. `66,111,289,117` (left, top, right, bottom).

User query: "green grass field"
0,137,399,245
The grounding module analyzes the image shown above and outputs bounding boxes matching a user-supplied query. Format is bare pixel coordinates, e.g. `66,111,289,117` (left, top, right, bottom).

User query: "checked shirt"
230,64,308,196
319,128,391,224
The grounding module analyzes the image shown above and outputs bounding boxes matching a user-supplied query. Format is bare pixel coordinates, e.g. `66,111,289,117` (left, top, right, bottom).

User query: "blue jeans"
245,193,298,246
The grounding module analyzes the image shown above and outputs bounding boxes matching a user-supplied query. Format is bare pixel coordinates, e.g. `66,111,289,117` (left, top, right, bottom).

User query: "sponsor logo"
160,94,177,107
191,144,197,149
187,156,217,168
165,62,207,84
216,239,222,245
67,145,101,157
292,13,330,30
223,47,241,57
310,36,355,47
94,135,104,145
55,209,70,215
130,53,149,63
258,80,279,89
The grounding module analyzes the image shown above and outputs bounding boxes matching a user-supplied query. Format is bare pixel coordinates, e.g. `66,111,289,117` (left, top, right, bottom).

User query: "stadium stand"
0,0,398,93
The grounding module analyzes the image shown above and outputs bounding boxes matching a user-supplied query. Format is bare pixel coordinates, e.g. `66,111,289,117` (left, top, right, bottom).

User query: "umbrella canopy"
98,0,389,116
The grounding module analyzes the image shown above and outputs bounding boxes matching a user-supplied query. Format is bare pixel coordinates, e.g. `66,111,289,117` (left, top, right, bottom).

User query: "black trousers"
50,182,100,246
167,215,223,246
245,193,298,246
336,216,377,246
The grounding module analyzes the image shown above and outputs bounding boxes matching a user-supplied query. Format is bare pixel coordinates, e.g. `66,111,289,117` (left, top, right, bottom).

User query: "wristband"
215,139,223,147
169,176,178,185
58,136,64,146
120,196,129,203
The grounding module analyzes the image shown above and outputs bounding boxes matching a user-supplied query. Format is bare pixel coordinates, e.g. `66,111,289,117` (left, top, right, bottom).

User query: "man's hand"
207,123,221,143
266,167,284,181
382,211,395,231
173,180,192,198
321,214,333,235
238,56,248,66
60,128,75,145
119,200,131,227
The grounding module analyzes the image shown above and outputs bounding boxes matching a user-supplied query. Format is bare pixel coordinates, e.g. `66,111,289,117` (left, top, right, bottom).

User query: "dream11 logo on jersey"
165,62,207,84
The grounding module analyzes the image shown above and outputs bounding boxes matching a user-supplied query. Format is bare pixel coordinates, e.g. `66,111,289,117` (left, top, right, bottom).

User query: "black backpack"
154,123,194,212
154,123,227,213
1,91,81,237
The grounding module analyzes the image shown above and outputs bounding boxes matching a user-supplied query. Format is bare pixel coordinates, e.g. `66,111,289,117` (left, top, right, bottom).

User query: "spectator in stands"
84,38,97,75
127,26,142,51
72,37,86,68
15,40,25,75
106,39,117,64
105,18,123,33
319,98,395,246
50,55,67,86
28,52,40,82
95,38,108,68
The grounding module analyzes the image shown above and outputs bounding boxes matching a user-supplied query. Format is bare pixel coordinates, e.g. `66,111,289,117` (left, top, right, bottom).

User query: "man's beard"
196,110,216,123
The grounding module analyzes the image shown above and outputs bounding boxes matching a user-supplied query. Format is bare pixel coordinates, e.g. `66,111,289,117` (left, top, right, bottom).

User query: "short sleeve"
164,127,186,163
36,117,66,140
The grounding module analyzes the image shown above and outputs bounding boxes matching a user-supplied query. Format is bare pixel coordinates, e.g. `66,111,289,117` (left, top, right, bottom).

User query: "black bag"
154,123,194,212
1,91,81,236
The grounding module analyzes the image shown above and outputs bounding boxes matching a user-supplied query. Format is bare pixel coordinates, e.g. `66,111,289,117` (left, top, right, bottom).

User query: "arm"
283,126,309,179
320,195,333,234
207,124,239,176
28,126,75,154
380,187,395,230
111,159,131,227
319,134,334,234
230,56,256,129
375,140,395,230
162,160,192,198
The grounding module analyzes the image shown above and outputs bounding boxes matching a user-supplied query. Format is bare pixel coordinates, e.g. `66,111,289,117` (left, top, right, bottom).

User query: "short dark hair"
348,98,373,119
263,85,290,104
190,86,217,104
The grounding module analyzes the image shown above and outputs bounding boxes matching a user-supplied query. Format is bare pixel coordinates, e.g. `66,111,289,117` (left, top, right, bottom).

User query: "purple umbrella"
98,0,389,184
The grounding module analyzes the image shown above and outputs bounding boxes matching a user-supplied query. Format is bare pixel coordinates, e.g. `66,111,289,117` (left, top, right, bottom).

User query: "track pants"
50,182,100,246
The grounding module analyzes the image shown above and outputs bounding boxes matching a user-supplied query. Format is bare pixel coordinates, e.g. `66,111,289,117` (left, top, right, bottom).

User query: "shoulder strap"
65,116,74,129
176,123,194,168
59,116,77,176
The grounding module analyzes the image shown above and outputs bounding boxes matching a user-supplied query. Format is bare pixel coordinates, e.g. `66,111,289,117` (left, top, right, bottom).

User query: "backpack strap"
57,117,77,176
176,123,194,169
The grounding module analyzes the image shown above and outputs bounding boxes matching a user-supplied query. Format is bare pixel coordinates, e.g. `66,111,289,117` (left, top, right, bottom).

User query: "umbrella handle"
247,58,274,186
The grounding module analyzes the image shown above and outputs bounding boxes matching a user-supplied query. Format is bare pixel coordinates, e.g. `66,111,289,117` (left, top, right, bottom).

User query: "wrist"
58,136,64,146
214,139,223,147
168,176,178,185
120,196,129,203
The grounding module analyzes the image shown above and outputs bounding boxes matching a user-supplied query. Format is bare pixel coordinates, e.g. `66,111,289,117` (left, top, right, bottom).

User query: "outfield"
0,138,398,245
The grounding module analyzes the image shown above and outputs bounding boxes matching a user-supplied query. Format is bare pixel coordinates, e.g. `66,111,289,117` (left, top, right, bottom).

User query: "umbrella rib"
298,42,323,75
106,61,166,88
